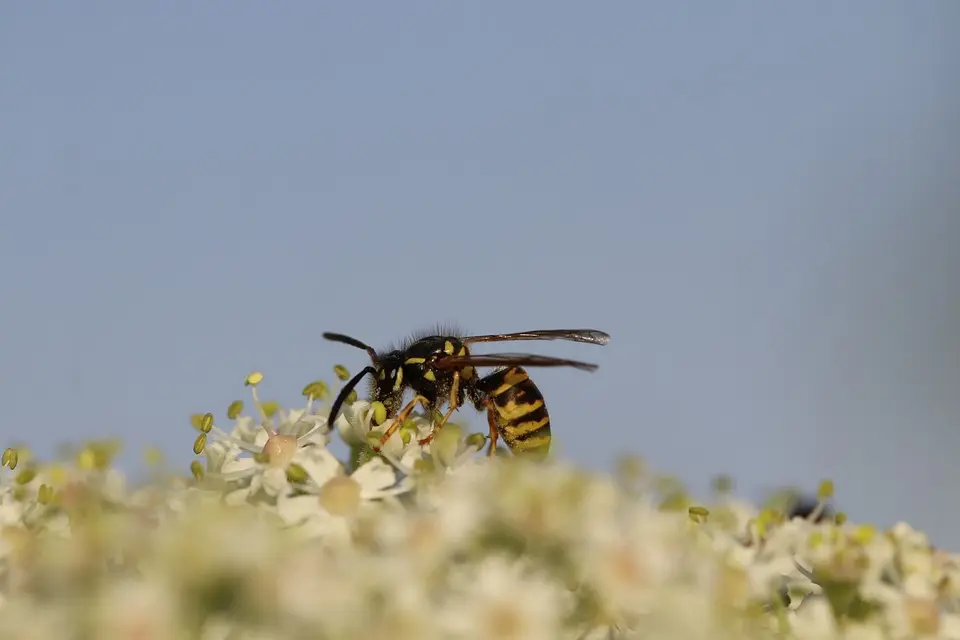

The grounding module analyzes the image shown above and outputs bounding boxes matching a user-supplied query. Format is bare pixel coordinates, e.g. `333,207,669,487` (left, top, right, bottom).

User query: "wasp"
323,327,610,458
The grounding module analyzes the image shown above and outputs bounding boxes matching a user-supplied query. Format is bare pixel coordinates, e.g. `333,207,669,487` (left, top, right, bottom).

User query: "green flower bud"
227,400,244,419
286,463,309,484
466,432,487,450
302,381,329,399
688,505,710,523
413,458,436,474
371,401,388,426
37,484,54,505
261,401,280,418
1,448,18,470
818,479,835,500
15,468,37,485
143,447,164,466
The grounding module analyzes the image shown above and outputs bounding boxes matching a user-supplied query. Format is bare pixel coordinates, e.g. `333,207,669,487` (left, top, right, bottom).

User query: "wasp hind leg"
483,399,501,457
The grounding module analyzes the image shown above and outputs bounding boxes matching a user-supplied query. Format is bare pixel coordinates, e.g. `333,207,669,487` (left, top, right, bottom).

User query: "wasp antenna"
327,365,377,428
323,332,378,360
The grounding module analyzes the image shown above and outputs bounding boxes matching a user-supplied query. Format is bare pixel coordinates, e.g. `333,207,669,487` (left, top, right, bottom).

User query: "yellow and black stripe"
476,366,551,459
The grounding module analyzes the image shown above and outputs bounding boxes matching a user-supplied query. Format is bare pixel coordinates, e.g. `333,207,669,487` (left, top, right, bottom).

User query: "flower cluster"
0,365,958,639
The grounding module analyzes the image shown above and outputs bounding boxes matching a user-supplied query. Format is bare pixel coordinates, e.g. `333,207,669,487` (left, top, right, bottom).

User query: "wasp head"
369,350,406,416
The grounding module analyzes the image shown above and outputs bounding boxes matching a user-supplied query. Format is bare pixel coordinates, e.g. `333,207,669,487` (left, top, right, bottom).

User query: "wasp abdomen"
477,366,552,458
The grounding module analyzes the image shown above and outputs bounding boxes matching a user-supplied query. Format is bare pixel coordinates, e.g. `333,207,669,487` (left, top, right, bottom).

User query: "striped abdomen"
475,366,551,459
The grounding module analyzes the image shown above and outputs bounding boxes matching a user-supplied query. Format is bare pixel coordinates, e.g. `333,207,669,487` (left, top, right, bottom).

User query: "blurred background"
2,4,958,544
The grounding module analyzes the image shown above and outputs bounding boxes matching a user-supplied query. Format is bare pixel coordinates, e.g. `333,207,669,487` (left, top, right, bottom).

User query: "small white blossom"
440,555,570,640
1,371,957,640
335,400,435,460
275,456,413,546
91,578,182,640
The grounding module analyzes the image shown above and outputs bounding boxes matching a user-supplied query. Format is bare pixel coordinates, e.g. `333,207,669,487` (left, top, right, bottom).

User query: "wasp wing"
462,329,609,346
432,352,599,372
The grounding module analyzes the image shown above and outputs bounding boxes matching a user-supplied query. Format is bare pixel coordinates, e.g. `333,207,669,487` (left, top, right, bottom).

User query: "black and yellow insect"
323,327,610,458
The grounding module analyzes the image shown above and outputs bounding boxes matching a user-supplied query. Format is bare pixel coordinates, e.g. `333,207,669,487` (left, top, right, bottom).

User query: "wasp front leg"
374,395,432,453
417,370,461,446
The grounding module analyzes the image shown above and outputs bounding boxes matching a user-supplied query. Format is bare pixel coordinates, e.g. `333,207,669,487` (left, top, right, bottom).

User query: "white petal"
336,402,370,446
0,499,25,527
259,467,289,497
296,417,330,443
377,431,409,459
399,448,424,469
352,458,398,495
299,448,344,486
378,448,420,477
380,474,418,497
276,494,324,526
253,429,270,448
223,487,252,506
203,442,229,472
290,513,353,547
220,456,258,476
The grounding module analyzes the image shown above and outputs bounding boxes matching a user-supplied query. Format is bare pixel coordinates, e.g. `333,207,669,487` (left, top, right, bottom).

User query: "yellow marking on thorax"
405,357,426,365
393,367,404,391
443,341,455,355
423,370,436,382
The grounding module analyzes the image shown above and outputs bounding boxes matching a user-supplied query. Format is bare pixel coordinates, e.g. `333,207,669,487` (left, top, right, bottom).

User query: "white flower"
573,501,691,621
275,456,414,545
0,599,75,639
789,595,839,637
761,517,814,560
892,521,930,545
0,487,25,528
201,376,332,481
201,403,335,505
91,578,181,640
440,555,569,640
939,613,960,640
374,459,493,573
335,400,435,460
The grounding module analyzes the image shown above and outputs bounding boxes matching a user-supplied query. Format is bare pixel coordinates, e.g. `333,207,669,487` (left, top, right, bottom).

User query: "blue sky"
2,3,958,544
